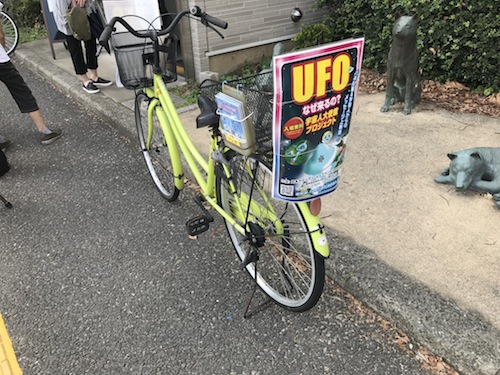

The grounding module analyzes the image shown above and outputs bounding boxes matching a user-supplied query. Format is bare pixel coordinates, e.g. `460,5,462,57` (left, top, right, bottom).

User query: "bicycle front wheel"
135,92,179,201
0,11,18,55
217,153,325,312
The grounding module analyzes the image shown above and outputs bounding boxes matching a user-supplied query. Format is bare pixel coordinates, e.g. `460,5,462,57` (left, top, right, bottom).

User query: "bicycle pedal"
186,215,211,236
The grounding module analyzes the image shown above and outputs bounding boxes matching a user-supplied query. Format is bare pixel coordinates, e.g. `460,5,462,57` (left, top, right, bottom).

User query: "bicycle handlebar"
191,7,228,29
98,6,228,47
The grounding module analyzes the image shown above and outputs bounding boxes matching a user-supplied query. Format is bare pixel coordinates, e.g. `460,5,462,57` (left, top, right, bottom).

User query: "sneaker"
82,81,100,94
92,77,113,87
41,129,63,145
0,140,12,150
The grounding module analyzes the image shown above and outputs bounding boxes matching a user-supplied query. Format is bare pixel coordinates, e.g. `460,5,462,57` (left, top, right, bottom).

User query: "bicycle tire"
216,152,325,312
0,11,18,55
135,91,179,201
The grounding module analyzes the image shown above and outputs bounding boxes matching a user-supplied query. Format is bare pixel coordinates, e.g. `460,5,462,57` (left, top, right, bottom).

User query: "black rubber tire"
135,92,179,202
216,152,325,312
0,12,18,55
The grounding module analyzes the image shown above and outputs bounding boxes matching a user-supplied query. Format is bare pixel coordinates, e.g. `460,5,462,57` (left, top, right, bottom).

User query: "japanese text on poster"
272,38,364,202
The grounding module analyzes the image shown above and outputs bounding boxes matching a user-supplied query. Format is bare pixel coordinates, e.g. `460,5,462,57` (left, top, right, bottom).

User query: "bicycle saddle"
196,95,219,128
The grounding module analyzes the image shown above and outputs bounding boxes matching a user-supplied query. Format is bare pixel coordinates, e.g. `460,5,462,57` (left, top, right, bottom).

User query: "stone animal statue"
435,147,500,208
380,15,422,115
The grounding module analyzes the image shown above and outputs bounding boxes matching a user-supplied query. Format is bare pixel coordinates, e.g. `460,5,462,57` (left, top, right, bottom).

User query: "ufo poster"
272,37,364,202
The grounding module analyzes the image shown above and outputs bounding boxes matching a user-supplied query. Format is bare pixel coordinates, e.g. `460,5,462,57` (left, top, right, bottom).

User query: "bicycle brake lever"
206,22,225,39
96,45,103,57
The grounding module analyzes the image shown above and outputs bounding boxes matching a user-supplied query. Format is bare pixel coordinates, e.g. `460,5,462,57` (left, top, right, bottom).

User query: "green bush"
292,23,334,49
4,0,43,28
19,25,47,44
296,0,499,93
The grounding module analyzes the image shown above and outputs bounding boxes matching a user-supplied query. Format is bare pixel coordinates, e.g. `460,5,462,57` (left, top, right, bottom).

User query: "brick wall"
187,0,324,81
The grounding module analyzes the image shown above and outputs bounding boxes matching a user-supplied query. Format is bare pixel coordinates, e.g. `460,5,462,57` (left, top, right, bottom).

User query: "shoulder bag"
66,1,91,41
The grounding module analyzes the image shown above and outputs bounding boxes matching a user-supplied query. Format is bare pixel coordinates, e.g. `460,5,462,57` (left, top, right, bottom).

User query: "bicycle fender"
297,202,329,258
155,106,184,191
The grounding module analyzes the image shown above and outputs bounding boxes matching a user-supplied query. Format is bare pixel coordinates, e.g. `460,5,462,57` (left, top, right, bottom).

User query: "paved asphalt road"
0,60,443,374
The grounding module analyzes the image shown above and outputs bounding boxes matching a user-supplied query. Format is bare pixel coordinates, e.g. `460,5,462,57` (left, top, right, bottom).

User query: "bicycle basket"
111,31,177,90
199,73,274,163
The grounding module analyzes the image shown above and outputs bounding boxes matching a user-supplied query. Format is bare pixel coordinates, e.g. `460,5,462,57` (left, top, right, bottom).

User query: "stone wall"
186,0,324,81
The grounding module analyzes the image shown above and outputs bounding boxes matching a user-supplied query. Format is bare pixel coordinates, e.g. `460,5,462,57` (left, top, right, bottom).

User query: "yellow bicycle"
99,6,329,312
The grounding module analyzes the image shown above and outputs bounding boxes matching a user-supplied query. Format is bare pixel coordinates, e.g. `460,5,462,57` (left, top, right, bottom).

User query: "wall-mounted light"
290,7,303,22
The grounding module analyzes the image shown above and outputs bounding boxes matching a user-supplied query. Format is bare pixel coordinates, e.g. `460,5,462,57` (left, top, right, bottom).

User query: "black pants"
0,61,38,113
66,33,98,75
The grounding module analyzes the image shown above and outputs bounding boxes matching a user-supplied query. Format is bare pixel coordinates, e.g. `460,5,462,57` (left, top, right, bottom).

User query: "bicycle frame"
141,74,329,258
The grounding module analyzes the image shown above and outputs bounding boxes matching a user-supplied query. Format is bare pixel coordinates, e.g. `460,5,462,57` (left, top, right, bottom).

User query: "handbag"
66,2,91,41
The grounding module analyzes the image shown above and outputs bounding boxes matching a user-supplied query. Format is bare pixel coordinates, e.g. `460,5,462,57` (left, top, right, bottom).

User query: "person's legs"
25,110,63,145
66,34,88,77
84,37,98,71
0,61,63,144
66,34,96,90
83,34,112,86
85,39,113,87
65,25,111,92
29,110,63,145
0,64,12,148
0,134,11,150
28,110,49,133
0,61,38,111
84,38,99,84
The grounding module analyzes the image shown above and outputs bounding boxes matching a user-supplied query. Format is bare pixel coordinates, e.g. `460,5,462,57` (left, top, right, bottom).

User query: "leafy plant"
19,24,47,44
220,56,271,82
170,79,200,107
294,0,500,93
292,23,334,49
4,0,42,28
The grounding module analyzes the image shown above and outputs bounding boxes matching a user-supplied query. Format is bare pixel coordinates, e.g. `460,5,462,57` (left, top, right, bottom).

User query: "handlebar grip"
204,14,228,29
190,6,228,29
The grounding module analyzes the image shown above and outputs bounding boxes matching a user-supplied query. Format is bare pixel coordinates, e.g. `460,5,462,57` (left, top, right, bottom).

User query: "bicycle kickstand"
0,192,13,209
243,252,272,319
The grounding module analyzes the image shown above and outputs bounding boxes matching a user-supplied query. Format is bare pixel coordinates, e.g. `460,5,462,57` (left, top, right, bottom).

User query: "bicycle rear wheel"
0,11,18,55
216,153,325,312
135,91,179,201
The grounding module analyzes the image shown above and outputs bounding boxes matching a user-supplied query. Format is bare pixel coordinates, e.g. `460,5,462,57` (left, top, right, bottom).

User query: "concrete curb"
18,47,137,142
13,44,500,375
333,235,500,375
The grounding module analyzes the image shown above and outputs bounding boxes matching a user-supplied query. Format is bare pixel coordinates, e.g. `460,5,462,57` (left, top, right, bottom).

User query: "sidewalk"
13,39,500,375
